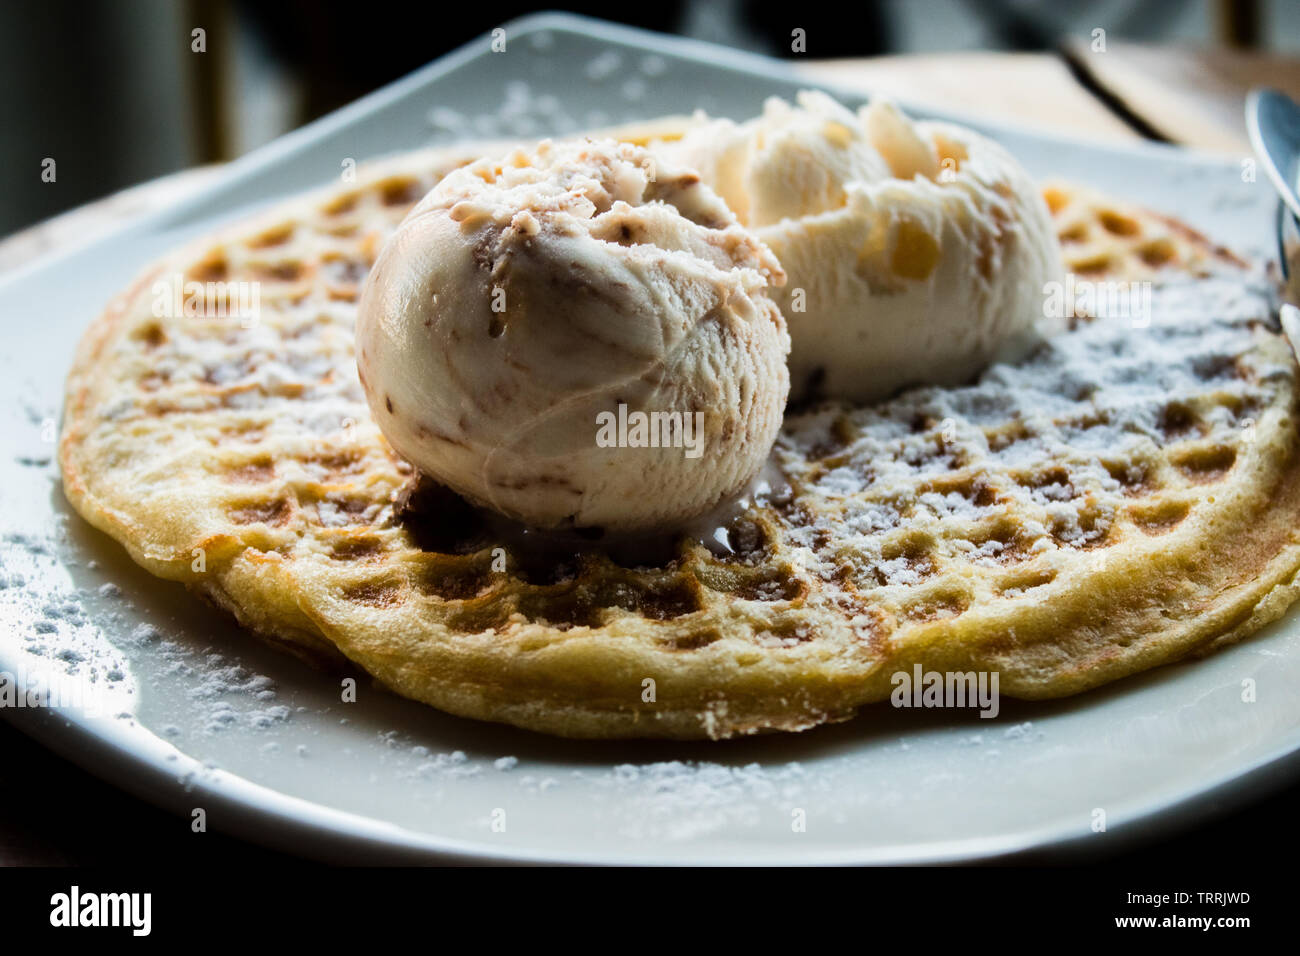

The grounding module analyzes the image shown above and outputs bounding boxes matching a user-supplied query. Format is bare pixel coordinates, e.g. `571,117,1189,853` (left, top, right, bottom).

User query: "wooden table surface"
3,45,1297,866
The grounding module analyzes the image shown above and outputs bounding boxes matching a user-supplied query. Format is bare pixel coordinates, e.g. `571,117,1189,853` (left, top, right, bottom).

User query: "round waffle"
61,132,1300,739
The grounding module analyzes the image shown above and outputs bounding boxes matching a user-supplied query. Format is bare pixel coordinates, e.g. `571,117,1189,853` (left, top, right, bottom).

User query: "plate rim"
9,693,1300,865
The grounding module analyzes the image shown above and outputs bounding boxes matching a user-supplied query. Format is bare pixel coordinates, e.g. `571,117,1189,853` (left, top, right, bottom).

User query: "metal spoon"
1246,88,1300,286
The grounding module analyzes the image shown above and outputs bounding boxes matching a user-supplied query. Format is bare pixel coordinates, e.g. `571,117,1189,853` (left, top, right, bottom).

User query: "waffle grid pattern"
60,144,1300,738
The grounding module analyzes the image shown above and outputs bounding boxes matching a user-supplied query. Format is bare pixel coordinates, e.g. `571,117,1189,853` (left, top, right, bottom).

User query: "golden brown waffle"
1044,179,1248,279
61,135,1300,739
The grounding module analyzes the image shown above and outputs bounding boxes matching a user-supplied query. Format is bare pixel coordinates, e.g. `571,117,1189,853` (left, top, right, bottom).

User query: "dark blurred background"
2,0,1299,236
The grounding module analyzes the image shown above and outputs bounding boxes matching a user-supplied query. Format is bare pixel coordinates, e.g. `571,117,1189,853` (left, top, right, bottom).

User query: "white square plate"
2,13,1297,864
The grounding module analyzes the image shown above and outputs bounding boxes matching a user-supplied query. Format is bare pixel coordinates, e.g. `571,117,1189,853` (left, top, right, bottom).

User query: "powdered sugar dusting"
773,274,1278,604
581,760,821,841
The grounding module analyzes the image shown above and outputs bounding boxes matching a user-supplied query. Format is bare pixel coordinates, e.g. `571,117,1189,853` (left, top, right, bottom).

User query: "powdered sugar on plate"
578,760,824,841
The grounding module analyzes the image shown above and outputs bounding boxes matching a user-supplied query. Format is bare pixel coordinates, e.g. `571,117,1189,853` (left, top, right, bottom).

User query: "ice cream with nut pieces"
356,138,790,532
662,90,1064,402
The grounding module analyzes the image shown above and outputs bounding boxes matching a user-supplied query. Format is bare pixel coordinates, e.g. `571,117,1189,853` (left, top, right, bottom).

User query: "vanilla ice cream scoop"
356,138,790,532
662,91,1064,403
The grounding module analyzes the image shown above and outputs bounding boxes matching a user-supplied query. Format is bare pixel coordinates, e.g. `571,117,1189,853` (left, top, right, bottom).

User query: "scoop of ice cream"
662,90,1064,403
356,138,790,532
